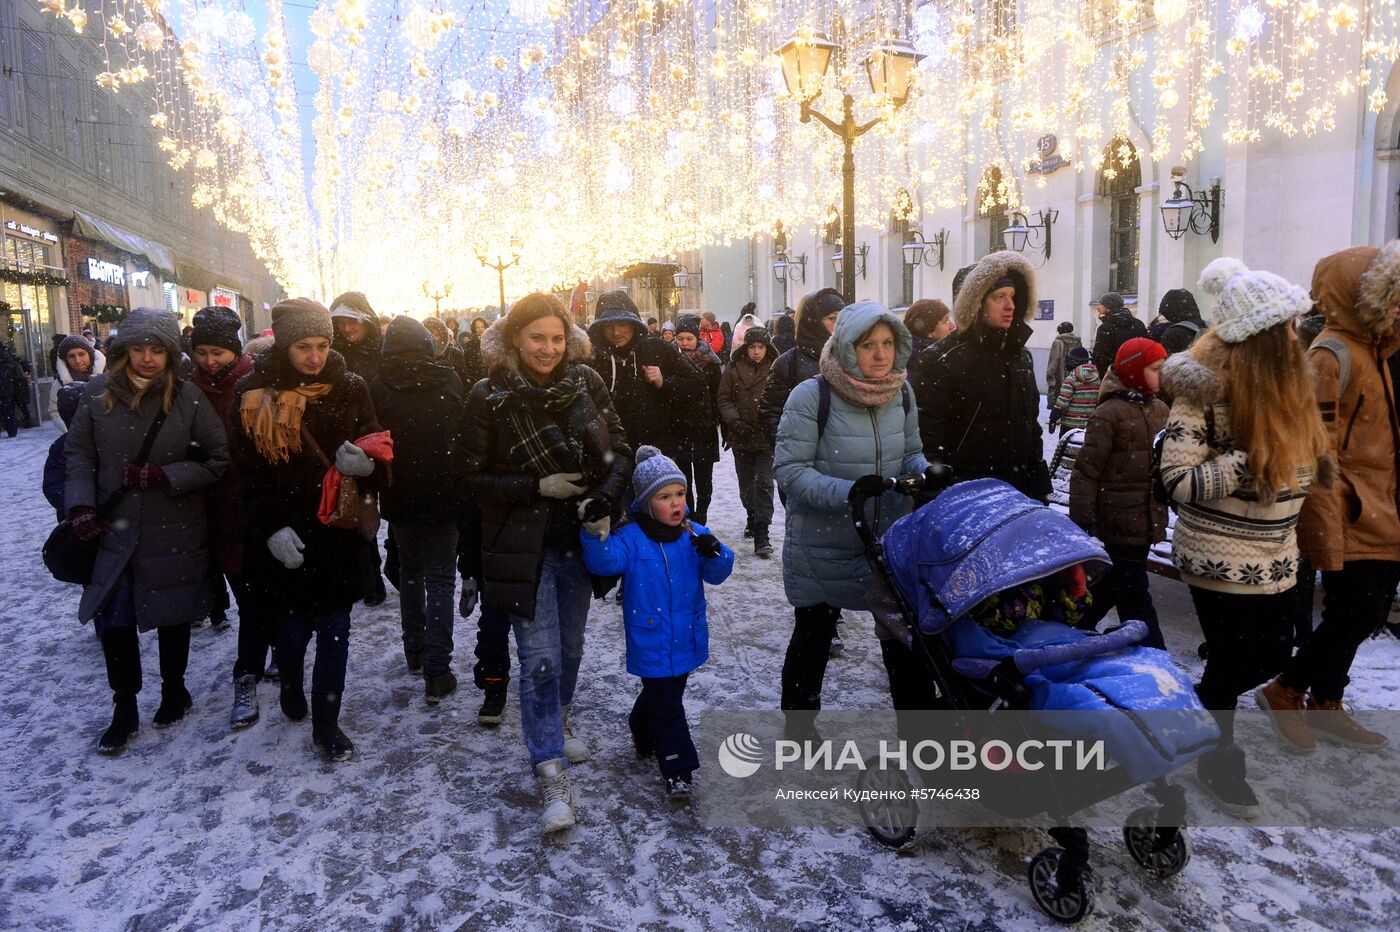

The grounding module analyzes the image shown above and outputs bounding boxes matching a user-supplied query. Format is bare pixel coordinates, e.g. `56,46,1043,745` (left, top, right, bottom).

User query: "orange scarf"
239,383,333,463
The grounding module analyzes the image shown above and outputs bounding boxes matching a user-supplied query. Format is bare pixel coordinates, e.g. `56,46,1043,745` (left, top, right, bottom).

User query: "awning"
70,211,176,277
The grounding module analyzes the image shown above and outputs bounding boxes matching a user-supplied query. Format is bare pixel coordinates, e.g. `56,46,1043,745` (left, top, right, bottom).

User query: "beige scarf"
239,383,334,463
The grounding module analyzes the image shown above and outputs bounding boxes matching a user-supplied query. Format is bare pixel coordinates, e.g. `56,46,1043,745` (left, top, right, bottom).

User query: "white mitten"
268,527,305,569
538,472,586,499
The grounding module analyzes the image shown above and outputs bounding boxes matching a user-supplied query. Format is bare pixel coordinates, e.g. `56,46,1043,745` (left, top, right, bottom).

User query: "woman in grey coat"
774,301,928,725
64,308,229,755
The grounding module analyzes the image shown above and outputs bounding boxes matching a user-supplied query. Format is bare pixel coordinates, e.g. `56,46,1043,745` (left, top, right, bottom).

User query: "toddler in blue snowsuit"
580,445,734,799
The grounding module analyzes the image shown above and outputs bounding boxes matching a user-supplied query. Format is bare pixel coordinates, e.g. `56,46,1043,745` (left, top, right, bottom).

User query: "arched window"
978,166,1010,257
1100,139,1141,296
890,189,915,307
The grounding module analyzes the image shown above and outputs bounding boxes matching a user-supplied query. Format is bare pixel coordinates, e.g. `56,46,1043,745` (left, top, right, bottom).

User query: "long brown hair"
1192,326,1327,500
100,351,175,414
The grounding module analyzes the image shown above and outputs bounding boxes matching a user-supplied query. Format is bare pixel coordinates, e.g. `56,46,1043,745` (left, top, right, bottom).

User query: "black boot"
742,519,753,539
97,694,139,755
280,656,307,721
153,624,192,728
478,678,508,727
311,691,354,762
754,526,773,559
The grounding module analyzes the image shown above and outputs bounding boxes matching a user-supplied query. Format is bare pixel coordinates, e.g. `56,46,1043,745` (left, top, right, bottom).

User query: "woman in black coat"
758,288,845,445
463,293,632,834
64,308,229,754
230,298,384,763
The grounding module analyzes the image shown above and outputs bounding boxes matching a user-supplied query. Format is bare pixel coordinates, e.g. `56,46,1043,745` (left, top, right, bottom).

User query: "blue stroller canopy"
882,479,1111,636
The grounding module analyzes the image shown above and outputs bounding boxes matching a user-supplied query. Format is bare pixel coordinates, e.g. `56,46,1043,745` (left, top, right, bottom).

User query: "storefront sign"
130,270,151,288
86,258,126,286
3,219,59,244
212,286,239,309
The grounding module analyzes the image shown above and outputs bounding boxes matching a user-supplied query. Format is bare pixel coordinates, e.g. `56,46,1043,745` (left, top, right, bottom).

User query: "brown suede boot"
1254,680,1317,755
1307,695,1389,750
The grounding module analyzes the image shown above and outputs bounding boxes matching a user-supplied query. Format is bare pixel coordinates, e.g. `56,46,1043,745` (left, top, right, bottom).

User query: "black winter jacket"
463,364,632,621
370,356,468,525
758,347,820,446
677,343,723,463
231,351,383,612
585,327,698,455
1091,308,1148,376
916,319,1051,501
333,326,383,383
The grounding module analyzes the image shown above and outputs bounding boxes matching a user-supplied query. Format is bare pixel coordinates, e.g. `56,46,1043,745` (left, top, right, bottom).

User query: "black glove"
923,462,953,491
579,497,611,522
691,532,723,559
1048,409,1062,429
849,474,888,500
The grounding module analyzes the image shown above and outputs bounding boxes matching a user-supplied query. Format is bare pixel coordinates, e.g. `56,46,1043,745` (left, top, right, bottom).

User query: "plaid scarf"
487,366,589,477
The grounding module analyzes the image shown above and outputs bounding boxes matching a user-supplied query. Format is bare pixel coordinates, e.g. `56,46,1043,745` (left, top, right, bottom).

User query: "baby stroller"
851,474,1220,924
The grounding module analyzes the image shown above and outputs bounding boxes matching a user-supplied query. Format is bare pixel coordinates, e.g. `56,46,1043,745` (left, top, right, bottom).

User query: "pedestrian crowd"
29,238,1400,832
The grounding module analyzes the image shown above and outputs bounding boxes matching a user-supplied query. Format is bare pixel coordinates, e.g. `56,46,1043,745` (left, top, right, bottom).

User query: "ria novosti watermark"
698,710,1400,829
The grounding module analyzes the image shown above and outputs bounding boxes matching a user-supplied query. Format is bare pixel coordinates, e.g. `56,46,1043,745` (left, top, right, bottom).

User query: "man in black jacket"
1089,291,1147,376
330,291,384,383
758,287,844,445
1157,288,1207,356
916,251,1051,501
585,291,697,458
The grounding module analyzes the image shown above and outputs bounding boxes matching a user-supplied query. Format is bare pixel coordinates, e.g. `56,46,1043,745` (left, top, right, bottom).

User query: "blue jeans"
511,548,592,768
276,607,352,695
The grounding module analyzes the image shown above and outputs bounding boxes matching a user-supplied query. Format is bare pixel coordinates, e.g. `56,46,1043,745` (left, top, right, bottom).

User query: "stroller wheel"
857,764,917,849
1123,806,1192,878
1028,849,1095,924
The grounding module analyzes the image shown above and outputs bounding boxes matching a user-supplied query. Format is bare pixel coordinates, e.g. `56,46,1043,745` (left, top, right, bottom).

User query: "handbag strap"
299,423,335,471
95,383,177,518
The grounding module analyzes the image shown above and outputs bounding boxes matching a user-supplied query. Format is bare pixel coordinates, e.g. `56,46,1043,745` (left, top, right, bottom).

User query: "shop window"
890,192,915,307
21,27,50,147
1100,138,1141,296
59,61,84,168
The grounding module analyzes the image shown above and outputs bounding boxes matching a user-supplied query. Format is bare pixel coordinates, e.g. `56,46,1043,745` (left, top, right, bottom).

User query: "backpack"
1309,338,1352,397
1151,405,1214,507
816,376,911,441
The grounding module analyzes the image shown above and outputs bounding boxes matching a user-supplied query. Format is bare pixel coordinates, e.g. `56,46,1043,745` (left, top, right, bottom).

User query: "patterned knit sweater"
1159,355,1315,595
1054,363,1102,430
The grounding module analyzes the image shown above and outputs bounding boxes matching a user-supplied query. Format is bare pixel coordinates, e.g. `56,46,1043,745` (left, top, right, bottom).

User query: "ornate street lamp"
1002,209,1059,259
778,27,922,303
421,280,452,317
672,263,703,290
1160,166,1221,243
902,229,948,271
474,237,523,315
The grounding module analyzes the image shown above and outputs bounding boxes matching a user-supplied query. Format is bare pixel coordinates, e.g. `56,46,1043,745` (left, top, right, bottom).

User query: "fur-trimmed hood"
1314,244,1397,340
951,251,1037,331
481,315,592,374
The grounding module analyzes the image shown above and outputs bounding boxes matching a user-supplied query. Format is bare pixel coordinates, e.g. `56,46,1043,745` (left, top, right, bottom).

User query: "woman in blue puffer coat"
774,301,930,722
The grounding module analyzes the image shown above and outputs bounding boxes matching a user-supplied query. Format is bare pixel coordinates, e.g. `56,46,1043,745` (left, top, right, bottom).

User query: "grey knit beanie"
107,307,182,359
271,298,334,348
631,445,688,513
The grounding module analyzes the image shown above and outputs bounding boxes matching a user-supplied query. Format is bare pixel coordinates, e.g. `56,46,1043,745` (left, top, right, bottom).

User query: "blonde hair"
100,351,175,414
1192,326,1327,500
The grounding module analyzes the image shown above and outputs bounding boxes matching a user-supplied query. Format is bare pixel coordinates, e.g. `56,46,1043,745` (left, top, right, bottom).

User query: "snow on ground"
3,420,1400,931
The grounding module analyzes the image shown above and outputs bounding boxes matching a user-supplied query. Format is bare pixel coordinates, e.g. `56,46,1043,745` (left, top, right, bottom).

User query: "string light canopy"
27,0,1400,312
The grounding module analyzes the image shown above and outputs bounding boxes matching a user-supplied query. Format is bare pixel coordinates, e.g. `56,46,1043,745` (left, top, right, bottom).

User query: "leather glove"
923,462,954,491
69,506,103,542
123,463,169,490
458,579,479,619
539,472,587,499
849,474,888,500
1047,410,1062,429
578,497,612,540
690,532,723,559
267,527,306,570
335,441,374,477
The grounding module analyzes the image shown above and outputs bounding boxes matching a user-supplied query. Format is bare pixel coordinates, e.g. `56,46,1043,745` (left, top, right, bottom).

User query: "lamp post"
778,30,922,304
1160,167,1221,243
474,237,523,316
421,280,452,318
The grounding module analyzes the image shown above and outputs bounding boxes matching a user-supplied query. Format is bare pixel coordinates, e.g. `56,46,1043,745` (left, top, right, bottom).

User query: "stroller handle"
848,464,954,550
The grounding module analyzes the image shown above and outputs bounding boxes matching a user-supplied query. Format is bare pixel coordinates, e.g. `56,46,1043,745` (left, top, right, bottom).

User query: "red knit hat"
1114,337,1168,394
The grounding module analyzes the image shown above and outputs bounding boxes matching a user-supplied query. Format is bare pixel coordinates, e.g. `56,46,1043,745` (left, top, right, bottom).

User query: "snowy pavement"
3,422,1400,930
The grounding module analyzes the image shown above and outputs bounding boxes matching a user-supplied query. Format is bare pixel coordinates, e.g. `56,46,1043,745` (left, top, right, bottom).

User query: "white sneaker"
561,704,592,763
535,759,577,834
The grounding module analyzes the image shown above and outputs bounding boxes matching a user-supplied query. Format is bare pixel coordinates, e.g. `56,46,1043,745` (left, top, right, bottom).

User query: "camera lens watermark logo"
717,733,764,778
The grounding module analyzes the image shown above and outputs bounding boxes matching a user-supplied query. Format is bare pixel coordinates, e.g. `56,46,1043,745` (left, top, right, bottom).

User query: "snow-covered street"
4,423,1400,930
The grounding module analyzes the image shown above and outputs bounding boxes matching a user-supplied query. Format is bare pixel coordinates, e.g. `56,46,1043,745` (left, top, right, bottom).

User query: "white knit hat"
1198,257,1311,344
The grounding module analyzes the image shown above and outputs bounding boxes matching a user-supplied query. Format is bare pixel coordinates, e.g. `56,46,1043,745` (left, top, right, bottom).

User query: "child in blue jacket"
580,445,734,800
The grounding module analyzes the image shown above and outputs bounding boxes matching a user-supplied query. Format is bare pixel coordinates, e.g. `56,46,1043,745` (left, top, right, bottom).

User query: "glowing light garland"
31,0,1400,310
